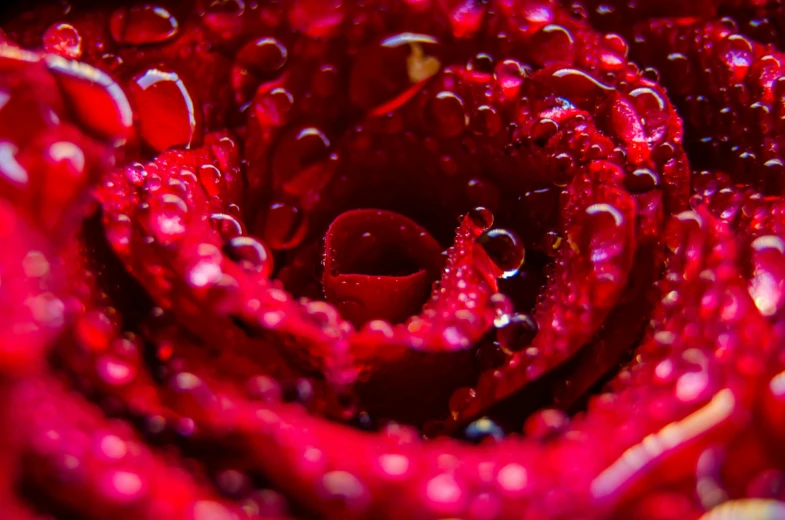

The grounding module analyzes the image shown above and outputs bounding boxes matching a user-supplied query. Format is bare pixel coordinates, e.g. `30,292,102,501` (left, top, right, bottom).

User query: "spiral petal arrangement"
3,1,785,519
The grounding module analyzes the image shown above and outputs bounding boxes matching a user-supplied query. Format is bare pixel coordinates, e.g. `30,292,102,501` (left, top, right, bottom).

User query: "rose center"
322,208,444,328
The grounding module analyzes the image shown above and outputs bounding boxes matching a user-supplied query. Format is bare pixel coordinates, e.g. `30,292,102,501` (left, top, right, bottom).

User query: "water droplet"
311,64,339,98
253,87,294,127
496,313,537,354
624,167,661,194
464,417,504,443
128,69,197,152
531,118,559,146
425,91,467,137
530,25,574,67
471,105,501,136
232,37,288,102
199,164,222,198
109,5,179,45
96,355,137,386
271,126,337,198
320,471,369,510
477,228,525,278
475,340,507,371
495,59,526,99
224,235,273,277
209,213,244,239
664,210,705,255
282,378,313,404
602,33,628,58
449,386,477,418
467,53,494,76
44,56,134,142
144,192,189,244
467,206,494,230
260,201,308,250
664,52,693,95
43,23,82,59
629,87,669,144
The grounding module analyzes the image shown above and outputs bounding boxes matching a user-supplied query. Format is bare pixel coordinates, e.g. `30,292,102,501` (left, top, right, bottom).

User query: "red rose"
1,1,784,519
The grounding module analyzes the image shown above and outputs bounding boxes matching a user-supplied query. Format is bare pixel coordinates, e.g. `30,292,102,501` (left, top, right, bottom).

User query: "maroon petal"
323,208,444,328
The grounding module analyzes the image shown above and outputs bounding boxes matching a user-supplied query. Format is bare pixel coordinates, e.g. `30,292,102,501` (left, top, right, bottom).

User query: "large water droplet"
128,69,197,152
477,228,525,278
467,206,494,231
471,105,501,136
44,56,134,142
232,37,288,103
548,68,613,107
43,23,82,59
719,34,754,83
530,24,574,67
209,212,244,239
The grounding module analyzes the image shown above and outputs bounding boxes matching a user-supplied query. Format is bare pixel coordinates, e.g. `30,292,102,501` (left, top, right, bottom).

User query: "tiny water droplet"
465,417,504,443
